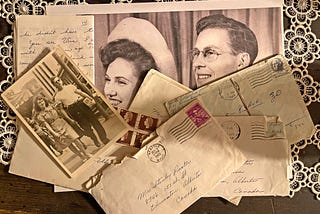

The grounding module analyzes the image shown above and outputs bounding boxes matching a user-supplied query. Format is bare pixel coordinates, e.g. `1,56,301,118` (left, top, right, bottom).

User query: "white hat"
107,17,177,80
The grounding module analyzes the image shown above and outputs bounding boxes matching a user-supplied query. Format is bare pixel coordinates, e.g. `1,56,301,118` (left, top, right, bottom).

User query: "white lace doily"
0,0,319,199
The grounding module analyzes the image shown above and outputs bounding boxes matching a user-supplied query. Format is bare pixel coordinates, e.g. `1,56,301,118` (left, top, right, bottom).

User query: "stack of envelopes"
0,1,316,214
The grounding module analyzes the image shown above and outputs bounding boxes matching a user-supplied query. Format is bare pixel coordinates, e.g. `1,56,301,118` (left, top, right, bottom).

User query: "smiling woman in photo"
100,39,157,108
99,17,177,109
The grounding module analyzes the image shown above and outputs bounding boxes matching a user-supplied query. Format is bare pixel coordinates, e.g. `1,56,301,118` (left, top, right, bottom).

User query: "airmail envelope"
211,116,290,197
166,55,314,144
88,100,246,214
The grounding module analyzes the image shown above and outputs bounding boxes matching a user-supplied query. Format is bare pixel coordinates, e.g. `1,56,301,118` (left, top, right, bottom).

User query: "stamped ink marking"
147,143,166,163
221,120,241,140
218,81,239,100
186,103,210,128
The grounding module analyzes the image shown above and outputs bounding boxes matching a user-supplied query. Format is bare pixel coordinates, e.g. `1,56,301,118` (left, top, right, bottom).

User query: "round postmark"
218,81,239,100
221,120,241,140
270,58,284,73
147,143,166,163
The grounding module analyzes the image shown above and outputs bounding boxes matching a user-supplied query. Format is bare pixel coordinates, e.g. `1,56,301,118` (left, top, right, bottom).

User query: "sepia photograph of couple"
93,5,283,111
2,48,128,177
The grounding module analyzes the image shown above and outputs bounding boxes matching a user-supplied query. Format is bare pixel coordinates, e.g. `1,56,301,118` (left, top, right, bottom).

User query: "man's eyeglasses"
190,47,232,62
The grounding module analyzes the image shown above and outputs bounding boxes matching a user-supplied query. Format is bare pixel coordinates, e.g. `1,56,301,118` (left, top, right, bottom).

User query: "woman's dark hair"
99,39,157,80
196,14,258,64
33,95,49,112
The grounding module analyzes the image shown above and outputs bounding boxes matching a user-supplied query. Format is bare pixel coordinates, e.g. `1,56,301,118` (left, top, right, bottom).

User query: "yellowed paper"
211,116,290,197
88,100,246,214
15,15,94,80
129,69,191,123
166,55,314,144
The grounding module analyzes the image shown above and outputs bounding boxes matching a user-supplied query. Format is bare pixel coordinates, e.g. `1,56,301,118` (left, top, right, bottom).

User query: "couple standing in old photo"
95,9,281,110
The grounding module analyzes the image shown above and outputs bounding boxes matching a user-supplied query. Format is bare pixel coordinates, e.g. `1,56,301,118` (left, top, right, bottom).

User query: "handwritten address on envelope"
15,15,94,80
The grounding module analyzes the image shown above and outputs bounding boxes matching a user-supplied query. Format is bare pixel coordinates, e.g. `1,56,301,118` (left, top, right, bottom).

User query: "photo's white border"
47,0,283,15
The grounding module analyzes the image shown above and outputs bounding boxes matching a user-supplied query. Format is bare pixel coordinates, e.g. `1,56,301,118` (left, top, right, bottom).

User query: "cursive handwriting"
183,170,202,187
20,31,31,37
173,160,191,176
150,189,178,211
238,98,263,113
176,186,197,203
62,37,78,44
36,30,56,36
61,28,77,34
17,16,94,80
137,160,204,212
21,49,35,55
28,40,41,50
232,176,263,184
244,159,254,165
234,187,264,194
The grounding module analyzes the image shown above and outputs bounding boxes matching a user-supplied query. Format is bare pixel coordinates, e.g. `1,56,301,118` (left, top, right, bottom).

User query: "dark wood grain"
1,164,320,214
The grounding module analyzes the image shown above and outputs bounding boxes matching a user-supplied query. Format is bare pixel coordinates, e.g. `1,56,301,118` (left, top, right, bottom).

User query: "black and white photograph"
2,47,128,177
92,4,283,110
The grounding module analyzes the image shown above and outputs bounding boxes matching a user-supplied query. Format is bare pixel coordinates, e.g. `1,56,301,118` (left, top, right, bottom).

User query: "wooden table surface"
1,145,320,214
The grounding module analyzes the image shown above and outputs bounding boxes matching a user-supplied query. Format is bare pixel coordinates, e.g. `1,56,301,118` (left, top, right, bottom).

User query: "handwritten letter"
15,15,94,81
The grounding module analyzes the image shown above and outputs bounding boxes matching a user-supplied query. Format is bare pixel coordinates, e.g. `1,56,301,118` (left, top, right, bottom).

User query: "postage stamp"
186,102,210,128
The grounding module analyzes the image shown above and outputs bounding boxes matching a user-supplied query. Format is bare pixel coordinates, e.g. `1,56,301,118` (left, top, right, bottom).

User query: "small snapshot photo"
2,47,127,177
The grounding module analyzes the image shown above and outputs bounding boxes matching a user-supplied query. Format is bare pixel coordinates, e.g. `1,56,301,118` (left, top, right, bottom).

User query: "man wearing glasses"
191,14,258,88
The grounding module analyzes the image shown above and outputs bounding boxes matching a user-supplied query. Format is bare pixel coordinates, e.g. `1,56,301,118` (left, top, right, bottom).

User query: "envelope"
211,115,290,197
166,55,314,144
87,100,246,214
129,69,191,123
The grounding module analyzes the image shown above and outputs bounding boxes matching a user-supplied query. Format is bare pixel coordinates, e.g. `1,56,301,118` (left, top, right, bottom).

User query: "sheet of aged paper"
166,55,314,144
15,15,94,80
88,100,246,214
129,69,191,123
211,116,290,197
